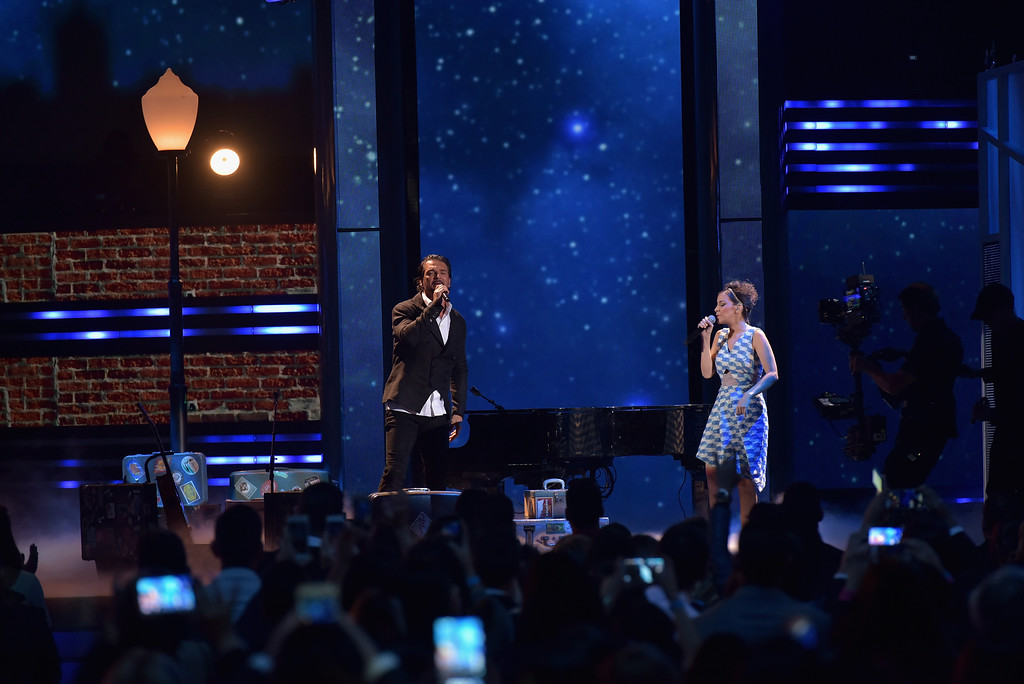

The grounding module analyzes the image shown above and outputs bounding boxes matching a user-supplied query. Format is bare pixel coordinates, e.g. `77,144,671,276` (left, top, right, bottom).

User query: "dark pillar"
312,0,343,483
375,0,422,367
683,0,723,406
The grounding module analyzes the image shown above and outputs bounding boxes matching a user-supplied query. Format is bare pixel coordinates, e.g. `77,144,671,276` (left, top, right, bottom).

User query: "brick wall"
0,232,57,301
0,224,320,427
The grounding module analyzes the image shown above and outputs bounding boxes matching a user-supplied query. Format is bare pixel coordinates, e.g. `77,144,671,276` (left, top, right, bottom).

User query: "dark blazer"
381,293,468,417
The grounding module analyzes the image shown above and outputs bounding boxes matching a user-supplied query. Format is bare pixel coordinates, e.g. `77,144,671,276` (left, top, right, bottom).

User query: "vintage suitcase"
80,483,159,563
228,468,331,501
524,478,567,519
367,489,460,537
122,452,208,507
515,516,609,550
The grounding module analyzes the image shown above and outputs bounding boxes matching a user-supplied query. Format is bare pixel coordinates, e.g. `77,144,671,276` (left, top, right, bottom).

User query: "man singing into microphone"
378,254,469,492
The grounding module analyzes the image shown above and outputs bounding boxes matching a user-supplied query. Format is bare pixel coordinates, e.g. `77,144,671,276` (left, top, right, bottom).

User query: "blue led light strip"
25,303,319,321
789,184,976,194
205,454,324,466
9,323,315,339
785,142,978,152
786,163,978,174
11,326,320,342
785,120,974,131
183,326,320,337
189,433,322,444
60,480,120,489
784,99,969,109
34,307,168,320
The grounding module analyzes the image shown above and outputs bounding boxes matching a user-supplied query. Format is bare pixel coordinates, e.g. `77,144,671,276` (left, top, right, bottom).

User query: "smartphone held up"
868,526,904,546
434,615,486,683
136,574,197,616
624,557,665,585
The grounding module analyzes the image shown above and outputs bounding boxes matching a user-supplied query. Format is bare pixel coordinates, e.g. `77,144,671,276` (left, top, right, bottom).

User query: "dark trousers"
883,425,948,489
987,428,1024,501
378,409,450,492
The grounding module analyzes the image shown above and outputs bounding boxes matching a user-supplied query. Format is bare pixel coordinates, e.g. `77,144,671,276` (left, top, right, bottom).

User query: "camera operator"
849,282,963,488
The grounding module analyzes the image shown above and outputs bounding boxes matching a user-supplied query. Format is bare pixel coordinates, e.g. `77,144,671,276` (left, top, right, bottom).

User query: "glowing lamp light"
141,68,198,151
210,148,240,175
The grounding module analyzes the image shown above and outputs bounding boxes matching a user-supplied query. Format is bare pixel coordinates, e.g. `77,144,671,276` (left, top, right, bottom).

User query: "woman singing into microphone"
694,280,778,525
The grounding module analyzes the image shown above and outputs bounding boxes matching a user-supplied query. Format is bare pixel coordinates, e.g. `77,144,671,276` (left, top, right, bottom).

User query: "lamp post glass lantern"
142,68,198,454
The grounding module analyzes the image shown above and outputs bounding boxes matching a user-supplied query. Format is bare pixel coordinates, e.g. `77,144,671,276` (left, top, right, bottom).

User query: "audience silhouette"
14,474,1024,683
0,505,61,684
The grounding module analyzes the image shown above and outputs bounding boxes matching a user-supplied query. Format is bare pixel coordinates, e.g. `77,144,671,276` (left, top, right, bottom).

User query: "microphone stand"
470,386,506,412
267,390,280,494
137,402,191,540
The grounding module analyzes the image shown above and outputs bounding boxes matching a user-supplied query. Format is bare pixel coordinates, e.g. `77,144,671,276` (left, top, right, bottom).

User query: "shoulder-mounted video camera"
818,273,881,349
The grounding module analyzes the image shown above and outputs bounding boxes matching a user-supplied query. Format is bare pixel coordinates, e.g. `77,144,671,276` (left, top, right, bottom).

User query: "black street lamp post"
141,68,198,454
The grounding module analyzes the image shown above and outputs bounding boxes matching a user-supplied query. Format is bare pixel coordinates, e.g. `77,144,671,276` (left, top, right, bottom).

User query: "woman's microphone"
686,314,716,344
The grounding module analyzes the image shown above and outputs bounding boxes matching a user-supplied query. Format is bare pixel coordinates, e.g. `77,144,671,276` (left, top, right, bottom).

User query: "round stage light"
210,148,240,176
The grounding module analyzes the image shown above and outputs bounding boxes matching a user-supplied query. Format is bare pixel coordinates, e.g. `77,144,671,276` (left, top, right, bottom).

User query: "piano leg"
690,466,710,520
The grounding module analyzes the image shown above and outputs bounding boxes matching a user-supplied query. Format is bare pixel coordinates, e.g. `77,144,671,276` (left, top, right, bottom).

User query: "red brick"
208,367,245,378
70,283,102,295
2,234,40,245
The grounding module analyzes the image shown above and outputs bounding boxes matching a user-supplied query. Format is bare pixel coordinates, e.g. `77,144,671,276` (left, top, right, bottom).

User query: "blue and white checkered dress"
695,326,769,492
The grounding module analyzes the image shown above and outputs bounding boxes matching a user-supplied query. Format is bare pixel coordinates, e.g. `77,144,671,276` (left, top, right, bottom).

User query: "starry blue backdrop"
415,0,690,411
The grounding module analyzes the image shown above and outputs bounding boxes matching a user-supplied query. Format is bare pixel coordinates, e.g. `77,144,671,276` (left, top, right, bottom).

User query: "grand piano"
447,404,711,489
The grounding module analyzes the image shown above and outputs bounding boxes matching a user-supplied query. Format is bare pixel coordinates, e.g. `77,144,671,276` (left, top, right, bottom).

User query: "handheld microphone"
686,314,717,344
442,291,450,302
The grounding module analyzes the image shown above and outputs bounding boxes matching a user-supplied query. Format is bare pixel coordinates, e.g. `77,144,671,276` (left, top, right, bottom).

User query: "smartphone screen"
295,582,341,624
624,557,665,584
871,468,884,494
353,496,373,526
325,513,347,539
896,489,924,508
867,526,904,546
440,519,462,543
286,514,310,554
136,574,197,616
434,615,486,682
